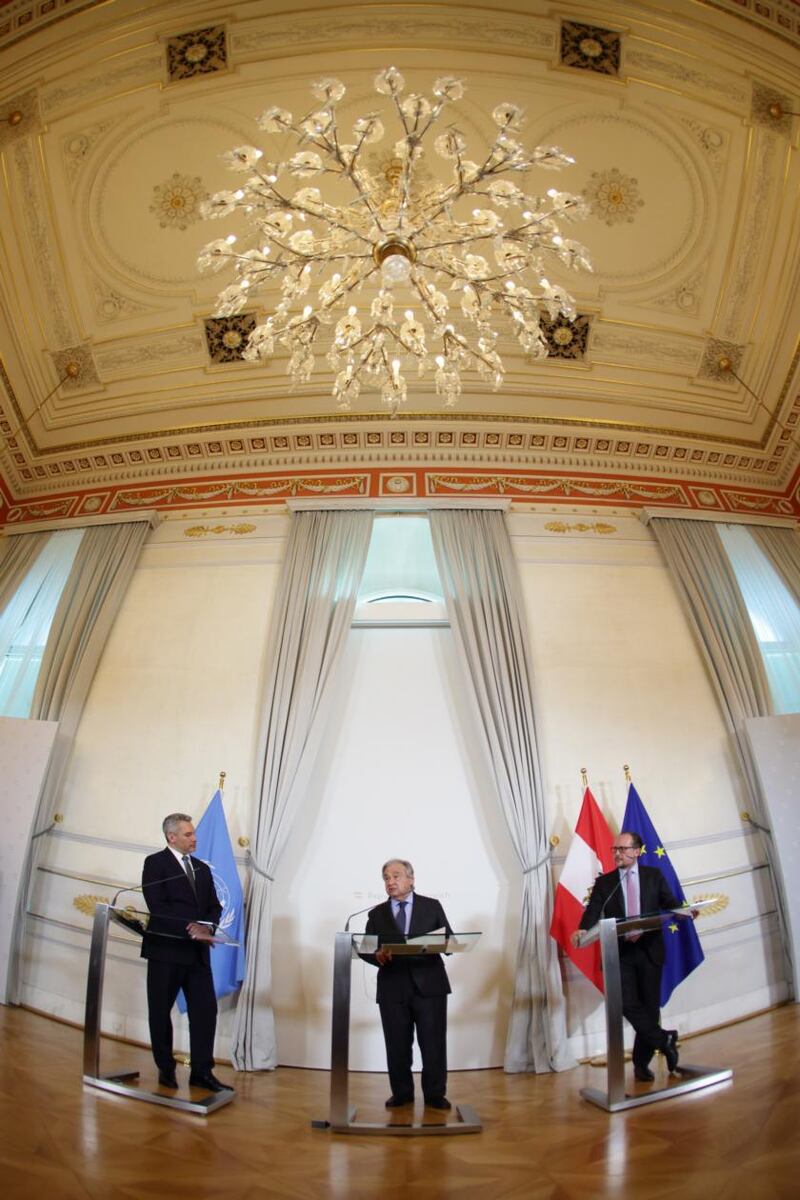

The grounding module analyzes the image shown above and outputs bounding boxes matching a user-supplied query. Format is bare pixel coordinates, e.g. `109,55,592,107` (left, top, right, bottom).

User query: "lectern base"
83,1071,235,1115
580,1062,733,1112
314,1102,482,1135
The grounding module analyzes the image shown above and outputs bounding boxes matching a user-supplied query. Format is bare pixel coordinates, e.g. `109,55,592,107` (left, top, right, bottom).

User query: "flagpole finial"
580,767,588,788
623,764,631,783
218,770,226,791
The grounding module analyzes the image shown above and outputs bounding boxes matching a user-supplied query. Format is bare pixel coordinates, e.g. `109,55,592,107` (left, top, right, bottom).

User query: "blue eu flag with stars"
621,781,704,1004
177,789,246,1011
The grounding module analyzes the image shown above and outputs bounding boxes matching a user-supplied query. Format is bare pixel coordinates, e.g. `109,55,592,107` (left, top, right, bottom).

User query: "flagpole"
580,766,588,789
218,770,226,791
623,764,631,783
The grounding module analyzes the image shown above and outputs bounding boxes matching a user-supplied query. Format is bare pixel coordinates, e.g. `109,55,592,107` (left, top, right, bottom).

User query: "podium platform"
314,931,482,1135
82,902,236,1114
578,908,732,1112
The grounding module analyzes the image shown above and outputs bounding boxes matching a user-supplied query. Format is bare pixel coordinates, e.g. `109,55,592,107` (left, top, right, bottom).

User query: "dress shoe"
158,1070,178,1088
424,1097,452,1110
188,1072,233,1093
664,1029,680,1074
385,1095,413,1108
633,1066,655,1082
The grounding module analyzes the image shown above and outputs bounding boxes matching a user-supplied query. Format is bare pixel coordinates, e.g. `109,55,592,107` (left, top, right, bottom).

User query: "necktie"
182,854,197,895
394,900,407,936
625,869,640,941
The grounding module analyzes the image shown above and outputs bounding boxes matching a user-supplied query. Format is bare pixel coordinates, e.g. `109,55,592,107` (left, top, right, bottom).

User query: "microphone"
344,902,378,932
600,867,631,919
110,871,192,908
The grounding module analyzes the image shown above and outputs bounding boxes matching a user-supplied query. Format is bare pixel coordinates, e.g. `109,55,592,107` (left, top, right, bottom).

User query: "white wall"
17,507,787,1068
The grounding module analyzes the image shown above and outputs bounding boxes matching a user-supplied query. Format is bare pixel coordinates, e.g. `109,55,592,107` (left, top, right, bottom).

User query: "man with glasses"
571,830,681,1082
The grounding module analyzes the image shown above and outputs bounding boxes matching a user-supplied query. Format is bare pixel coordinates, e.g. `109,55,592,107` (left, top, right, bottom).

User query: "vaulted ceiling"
1,0,799,526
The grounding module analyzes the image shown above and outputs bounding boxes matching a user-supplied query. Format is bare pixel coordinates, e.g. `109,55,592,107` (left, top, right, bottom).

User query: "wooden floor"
1,1004,798,1200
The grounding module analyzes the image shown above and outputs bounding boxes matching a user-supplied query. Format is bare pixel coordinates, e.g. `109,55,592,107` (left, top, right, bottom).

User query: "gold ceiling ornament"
183,523,257,537
199,68,591,414
544,520,616,534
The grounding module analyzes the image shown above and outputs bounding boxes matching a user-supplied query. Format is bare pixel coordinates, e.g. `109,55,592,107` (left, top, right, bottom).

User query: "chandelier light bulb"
199,67,592,413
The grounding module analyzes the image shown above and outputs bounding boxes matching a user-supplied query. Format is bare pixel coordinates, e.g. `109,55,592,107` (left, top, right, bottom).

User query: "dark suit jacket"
364,894,453,1003
579,864,678,966
140,847,222,967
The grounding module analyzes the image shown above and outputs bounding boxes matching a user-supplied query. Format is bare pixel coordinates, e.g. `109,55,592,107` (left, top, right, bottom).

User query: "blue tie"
394,900,407,936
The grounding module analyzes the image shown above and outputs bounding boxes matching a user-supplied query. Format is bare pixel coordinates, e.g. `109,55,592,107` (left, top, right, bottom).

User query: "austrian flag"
549,787,615,992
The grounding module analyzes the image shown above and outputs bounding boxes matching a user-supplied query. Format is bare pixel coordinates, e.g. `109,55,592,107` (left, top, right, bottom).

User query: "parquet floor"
1,1003,798,1199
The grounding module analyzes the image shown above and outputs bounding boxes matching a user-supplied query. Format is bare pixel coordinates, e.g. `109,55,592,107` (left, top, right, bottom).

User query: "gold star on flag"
668,923,679,934
655,845,666,858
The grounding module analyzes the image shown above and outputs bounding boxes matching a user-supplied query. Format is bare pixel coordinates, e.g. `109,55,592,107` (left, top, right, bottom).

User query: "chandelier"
199,67,591,414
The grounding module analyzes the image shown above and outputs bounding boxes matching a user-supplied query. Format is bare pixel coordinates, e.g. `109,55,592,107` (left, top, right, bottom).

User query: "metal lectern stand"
579,910,732,1112
315,931,482,1135
83,902,235,1115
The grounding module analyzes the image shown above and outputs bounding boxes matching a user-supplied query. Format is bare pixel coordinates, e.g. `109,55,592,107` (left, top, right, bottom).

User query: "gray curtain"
649,517,793,987
429,508,572,1073
749,525,800,608
231,508,373,1071
0,532,50,615
8,520,152,1004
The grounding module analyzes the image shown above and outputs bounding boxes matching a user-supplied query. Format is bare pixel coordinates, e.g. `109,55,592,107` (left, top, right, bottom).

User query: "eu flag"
621,781,704,1004
178,789,246,1010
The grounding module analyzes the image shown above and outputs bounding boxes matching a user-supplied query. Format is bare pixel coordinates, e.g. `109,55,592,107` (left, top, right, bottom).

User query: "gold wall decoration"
689,893,729,917
73,894,110,916
184,523,257,537
545,521,617,534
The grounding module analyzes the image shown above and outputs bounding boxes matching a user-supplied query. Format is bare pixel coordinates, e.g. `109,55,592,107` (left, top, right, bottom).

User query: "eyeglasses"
610,845,637,853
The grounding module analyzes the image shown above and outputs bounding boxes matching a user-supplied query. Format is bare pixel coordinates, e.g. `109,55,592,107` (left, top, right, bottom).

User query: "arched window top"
354,516,447,625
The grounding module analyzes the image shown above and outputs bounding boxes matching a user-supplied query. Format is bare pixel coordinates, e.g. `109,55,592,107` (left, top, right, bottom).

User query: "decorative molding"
642,263,708,318
204,314,257,364
544,521,617,534
231,12,555,55
719,132,779,341
2,468,799,529
51,344,102,391
624,49,748,103
62,120,119,187
697,338,745,383
165,26,228,81
559,21,621,76
93,333,203,373
582,167,644,226
39,53,164,119
13,141,74,348
0,89,42,150
539,313,592,360
591,328,701,369
183,523,257,537
675,117,728,180
150,171,208,231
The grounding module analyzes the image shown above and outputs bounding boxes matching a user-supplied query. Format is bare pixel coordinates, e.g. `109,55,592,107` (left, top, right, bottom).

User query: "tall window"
353,515,446,624
718,524,800,714
0,529,83,717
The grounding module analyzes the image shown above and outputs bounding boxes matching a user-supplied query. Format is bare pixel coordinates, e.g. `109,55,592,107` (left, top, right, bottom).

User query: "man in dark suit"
572,830,681,1082
364,859,453,1110
141,812,232,1093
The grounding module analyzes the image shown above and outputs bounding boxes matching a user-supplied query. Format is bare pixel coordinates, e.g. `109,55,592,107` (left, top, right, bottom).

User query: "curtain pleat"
429,509,572,1073
230,509,373,1070
7,520,151,1003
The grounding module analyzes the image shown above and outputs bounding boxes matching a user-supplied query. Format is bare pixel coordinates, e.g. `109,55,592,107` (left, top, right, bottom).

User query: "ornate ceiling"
1,0,799,526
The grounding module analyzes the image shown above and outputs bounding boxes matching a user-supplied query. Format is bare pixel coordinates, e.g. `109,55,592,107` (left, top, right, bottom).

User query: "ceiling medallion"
199,68,592,413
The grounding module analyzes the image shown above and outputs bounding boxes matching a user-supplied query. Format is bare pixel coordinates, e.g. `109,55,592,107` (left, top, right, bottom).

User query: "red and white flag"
549,786,615,992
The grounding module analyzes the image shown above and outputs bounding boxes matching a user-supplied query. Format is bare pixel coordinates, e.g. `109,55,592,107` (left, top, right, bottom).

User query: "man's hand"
375,948,393,966
570,930,584,948
187,922,214,942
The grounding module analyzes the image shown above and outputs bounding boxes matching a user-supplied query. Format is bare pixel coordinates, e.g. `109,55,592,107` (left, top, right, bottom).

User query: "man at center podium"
364,858,453,1110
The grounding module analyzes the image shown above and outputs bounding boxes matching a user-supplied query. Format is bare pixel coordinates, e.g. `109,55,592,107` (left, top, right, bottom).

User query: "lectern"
579,908,732,1112
83,902,236,1114
315,930,482,1135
